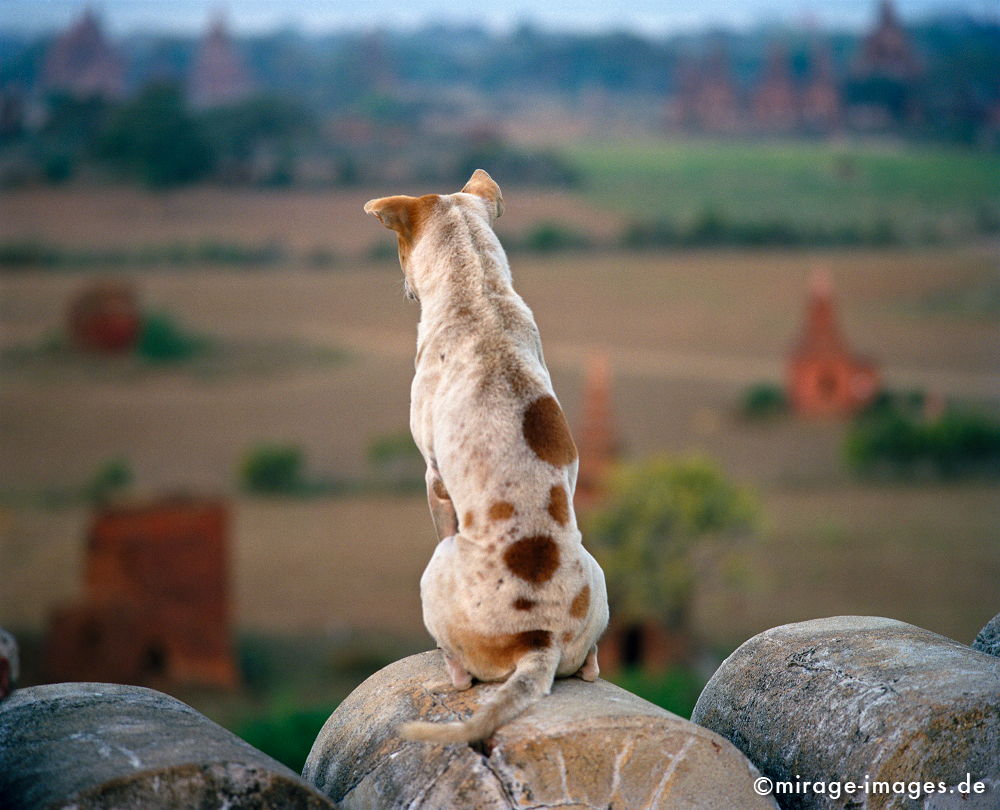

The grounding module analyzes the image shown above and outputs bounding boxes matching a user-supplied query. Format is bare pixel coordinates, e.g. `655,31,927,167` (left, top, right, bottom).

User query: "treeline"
3,83,575,189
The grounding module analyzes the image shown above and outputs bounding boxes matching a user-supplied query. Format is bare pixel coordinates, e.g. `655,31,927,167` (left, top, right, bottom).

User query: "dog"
364,169,609,744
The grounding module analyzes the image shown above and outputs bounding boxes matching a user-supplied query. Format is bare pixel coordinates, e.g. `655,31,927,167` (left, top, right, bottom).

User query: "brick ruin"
671,0,922,134
786,270,880,418
187,15,255,110
574,352,620,511
44,498,237,688
41,7,126,101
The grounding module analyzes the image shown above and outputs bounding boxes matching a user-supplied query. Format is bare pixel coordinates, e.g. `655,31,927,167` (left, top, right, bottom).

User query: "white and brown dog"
365,170,609,744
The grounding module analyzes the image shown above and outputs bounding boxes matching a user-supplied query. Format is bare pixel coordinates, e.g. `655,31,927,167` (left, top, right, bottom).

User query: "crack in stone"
786,649,900,696
406,748,462,808
644,736,694,809
477,749,518,809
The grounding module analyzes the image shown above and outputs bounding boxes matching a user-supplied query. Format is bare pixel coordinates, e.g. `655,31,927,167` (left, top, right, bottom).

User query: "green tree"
96,83,215,188
585,456,758,644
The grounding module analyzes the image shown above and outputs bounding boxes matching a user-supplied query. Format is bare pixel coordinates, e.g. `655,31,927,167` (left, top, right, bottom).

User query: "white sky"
0,0,995,36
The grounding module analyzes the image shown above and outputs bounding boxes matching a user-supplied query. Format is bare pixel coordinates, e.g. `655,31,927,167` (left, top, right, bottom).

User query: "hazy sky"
1,0,995,36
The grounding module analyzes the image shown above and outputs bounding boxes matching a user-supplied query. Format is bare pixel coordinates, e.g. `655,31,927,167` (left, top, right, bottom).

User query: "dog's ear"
461,169,504,220
364,195,418,236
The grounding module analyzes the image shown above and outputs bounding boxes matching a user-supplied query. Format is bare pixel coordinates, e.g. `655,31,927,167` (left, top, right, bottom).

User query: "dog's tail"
399,648,560,744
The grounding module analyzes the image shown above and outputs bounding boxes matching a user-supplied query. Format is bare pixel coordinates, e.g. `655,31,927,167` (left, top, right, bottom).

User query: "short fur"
365,170,609,744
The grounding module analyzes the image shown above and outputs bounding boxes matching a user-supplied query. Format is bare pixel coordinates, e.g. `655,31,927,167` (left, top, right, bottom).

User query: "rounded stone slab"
973,612,1000,658
691,616,1000,809
303,650,777,809
0,682,335,809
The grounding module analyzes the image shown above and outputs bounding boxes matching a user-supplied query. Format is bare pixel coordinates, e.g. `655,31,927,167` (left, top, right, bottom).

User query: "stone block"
303,650,777,809
691,616,1000,809
973,612,1000,658
0,682,335,809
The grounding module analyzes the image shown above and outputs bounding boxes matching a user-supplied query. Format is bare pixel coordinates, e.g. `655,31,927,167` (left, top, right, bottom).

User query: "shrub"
609,666,704,719
845,402,1000,478
366,431,424,492
235,705,334,773
240,443,306,494
585,456,758,629
84,458,134,503
518,222,592,253
137,312,208,364
740,382,787,419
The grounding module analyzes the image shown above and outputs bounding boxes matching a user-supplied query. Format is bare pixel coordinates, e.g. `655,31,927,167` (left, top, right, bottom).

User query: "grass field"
565,140,1000,241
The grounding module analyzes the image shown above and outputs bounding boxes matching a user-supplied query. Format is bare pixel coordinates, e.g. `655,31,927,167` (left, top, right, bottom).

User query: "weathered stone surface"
303,650,777,809
691,616,1000,809
0,682,335,809
973,612,1000,658
0,628,18,699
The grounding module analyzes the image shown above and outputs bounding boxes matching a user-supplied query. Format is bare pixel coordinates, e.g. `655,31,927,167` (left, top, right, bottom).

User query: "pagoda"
787,271,880,418
41,8,126,101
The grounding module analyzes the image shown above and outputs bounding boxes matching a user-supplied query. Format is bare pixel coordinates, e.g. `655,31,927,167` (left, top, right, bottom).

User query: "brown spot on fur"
512,598,536,611
562,631,574,644
569,585,591,619
523,396,577,466
448,627,551,676
463,511,475,529
432,479,450,500
503,535,560,584
488,501,515,522
547,485,570,526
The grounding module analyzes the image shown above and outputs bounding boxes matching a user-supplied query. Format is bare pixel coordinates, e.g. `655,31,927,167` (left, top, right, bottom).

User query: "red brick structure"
853,0,922,81
574,353,620,511
67,281,142,354
787,271,879,418
45,498,237,688
800,39,842,132
41,8,126,101
187,16,254,110
751,43,799,131
674,44,741,133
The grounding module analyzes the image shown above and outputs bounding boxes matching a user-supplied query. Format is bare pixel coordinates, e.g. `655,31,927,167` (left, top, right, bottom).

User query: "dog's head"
364,169,504,301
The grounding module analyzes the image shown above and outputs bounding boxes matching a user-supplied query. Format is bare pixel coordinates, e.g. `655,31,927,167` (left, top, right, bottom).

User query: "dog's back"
366,171,608,742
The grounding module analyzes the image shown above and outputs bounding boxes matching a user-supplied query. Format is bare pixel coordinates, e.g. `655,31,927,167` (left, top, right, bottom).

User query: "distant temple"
800,39,842,132
45,498,237,688
41,8,126,101
853,0,922,81
847,0,924,127
786,271,880,418
187,16,254,109
670,0,923,135
673,43,741,133
751,43,799,131
575,353,620,510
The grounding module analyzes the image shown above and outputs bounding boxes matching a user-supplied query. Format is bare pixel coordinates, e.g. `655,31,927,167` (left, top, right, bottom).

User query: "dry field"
1,187,998,656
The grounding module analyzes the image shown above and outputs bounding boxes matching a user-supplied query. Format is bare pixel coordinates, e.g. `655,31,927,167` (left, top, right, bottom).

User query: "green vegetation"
240,443,310,495
366,431,425,492
235,705,333,774
586,456,758,635
97,84,215,188
84,458,134,503
608,666,705,719
566,140,1000,244
846,394,1000,479
137,312,209,364
0,239,288,270
740,382,788,420
513,221,593,253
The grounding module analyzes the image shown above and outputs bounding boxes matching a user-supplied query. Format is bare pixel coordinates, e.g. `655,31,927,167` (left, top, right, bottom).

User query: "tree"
96,83,215,188
585,456,758,663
